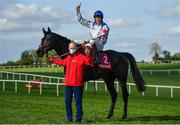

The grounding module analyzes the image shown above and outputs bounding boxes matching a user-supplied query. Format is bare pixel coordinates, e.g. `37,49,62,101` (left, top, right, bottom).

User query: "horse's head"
36,27,55,57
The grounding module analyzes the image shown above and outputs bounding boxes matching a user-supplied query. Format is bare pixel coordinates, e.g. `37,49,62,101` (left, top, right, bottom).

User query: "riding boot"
85,46,100,64
94,51,100,64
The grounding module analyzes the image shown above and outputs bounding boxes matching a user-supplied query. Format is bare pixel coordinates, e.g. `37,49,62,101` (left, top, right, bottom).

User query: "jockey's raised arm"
76,3,93,28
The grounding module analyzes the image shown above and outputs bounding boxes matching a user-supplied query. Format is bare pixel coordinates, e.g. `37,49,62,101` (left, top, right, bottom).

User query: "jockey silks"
75,11,109,51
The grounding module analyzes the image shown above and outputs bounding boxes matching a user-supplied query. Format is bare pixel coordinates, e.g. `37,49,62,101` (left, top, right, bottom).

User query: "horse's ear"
42,28,47,34
48,27,51,33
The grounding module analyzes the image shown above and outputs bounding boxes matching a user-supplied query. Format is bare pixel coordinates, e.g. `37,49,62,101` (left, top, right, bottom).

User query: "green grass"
138,63,180,70
0,67,64,73
0,83,180,124
0,63,180,124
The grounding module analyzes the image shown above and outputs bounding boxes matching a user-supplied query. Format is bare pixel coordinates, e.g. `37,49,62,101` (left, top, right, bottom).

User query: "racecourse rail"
0,65,180,75
0,71,180,98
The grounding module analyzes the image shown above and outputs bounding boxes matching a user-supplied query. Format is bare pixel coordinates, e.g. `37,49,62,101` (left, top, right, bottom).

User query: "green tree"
6,61,16,65
172,52,180,60
19,50,34,65
162,50,171,60
150,42,161,62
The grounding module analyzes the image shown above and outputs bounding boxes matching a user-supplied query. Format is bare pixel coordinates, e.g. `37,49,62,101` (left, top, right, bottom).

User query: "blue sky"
0,0,180,63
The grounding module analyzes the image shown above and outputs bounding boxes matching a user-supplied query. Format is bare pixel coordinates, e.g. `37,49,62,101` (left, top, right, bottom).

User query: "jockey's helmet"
93,10,103,19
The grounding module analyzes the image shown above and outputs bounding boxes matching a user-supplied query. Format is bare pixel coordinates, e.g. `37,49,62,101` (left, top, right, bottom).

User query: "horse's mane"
52,32,71,44
52,32,84,55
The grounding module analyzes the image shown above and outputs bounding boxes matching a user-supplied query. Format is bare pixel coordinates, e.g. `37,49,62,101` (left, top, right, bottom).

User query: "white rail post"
15,81,17,93
171,88,173,98
95,81,97,92
156,87,158,96
142,92,144,96
168,70,170,75
33,76,35,80
128,84,131,94
85,82,88,90
150,71,152,75
116,82,119,92
57,84,59,96
40,83,42,95
28,81,31,94
3,81,5,92
104,84,107,91
7,73,8,79
25,75,27,81
140,70,142,75
49,78,51,83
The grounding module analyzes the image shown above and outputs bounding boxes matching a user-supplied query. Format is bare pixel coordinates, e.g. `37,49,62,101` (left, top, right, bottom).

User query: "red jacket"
49,52,94,87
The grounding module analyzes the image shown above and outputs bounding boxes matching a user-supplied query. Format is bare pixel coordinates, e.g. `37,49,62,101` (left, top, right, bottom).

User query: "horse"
36,27,145,120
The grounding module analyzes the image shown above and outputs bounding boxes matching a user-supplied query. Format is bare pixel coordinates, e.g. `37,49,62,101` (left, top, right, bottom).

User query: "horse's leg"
115,58,129,120
119,81,129,120
103,74,117,119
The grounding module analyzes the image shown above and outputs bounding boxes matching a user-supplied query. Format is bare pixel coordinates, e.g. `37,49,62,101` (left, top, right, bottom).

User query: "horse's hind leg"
119,81,129,120
103,74,117,119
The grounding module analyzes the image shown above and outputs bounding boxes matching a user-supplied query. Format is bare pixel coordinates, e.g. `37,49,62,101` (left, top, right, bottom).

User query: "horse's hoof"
106,113,113,119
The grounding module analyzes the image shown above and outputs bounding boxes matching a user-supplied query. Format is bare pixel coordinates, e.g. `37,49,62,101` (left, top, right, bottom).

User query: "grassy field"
0,63,180,124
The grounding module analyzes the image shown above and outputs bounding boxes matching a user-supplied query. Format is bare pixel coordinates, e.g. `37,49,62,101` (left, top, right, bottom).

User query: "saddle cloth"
98,52,112,70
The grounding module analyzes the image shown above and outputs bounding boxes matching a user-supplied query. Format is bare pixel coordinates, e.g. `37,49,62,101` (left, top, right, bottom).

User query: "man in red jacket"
49,42,94,123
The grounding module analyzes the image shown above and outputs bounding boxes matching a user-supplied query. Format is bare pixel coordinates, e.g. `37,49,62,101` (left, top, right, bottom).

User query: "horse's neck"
54,35,70,56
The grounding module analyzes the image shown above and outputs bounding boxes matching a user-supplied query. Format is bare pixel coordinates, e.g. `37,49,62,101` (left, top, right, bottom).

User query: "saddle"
84,45,112,70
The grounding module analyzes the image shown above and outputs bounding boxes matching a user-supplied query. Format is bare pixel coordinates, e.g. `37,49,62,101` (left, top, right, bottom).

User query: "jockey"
75,3,110,63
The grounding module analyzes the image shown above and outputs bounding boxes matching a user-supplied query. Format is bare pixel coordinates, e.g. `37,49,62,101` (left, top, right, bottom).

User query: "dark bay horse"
36,27,145,120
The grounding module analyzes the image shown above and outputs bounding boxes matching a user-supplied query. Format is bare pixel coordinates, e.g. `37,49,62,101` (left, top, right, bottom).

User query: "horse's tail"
123,53,145,92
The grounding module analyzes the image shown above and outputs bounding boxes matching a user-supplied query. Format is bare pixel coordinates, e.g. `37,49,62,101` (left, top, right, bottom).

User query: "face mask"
69,49,77,55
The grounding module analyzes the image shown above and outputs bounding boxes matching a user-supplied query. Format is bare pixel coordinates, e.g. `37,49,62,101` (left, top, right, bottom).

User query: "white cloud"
0,3,76,32
116,41,136,48
158,26,180,37
150,1,180,18
108,17,140,28
161,2,180,17
167,26,180,36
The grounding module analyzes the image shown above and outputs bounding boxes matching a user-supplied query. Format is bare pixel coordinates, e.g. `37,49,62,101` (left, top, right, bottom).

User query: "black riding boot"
85,46,100,64
94,52,100,64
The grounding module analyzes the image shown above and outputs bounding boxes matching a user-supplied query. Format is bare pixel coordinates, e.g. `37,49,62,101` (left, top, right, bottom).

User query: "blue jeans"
65,86,83,122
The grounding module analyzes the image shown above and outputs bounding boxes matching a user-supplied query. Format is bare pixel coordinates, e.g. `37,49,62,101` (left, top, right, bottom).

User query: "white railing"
1,65,179,75
140,69,180,75
0,71,180,98
0,79,63,96
0,71,64,83
1,78,180,98
0,65,58,69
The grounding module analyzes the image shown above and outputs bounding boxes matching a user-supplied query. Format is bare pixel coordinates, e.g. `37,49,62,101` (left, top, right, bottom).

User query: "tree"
162,50,171,60
6,61,16,65
18,50,35,65
149,42,162,62
172,52,180,60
